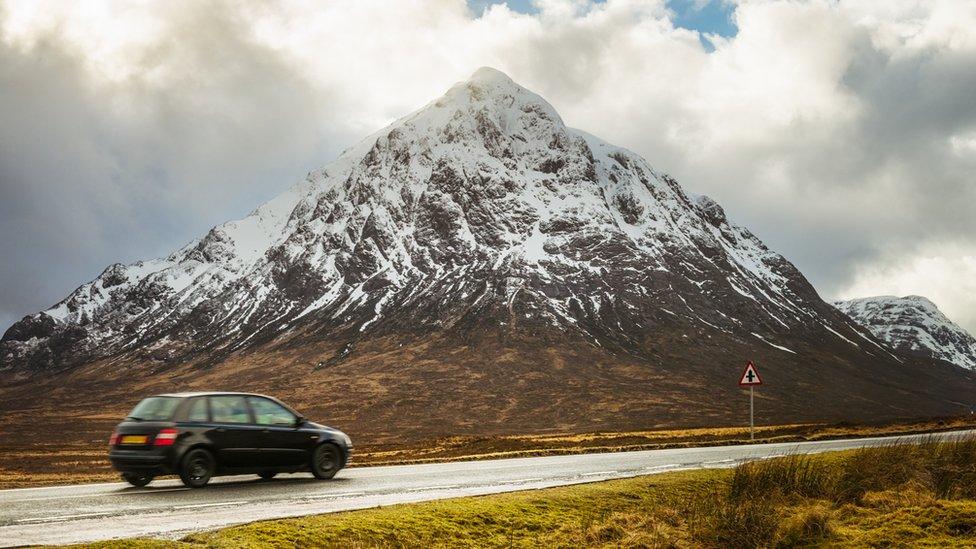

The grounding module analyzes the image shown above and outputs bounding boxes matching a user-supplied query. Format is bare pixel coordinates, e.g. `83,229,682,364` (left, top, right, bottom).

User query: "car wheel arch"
313,441,347,469
315,436,337,449
177,442,217,465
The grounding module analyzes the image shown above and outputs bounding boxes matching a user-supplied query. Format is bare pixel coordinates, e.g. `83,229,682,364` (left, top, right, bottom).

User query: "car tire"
258,471,277,480
310,443,342,479
122,473,153,487
179,448,215,488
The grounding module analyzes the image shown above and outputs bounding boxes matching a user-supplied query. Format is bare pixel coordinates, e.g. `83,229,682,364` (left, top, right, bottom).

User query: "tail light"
154,428,178,446
109,431,119,446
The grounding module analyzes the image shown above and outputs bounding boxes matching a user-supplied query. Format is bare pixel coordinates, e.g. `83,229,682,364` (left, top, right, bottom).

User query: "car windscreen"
127,397,180,421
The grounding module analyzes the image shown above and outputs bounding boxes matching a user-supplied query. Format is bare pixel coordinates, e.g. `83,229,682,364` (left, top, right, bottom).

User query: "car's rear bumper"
109,449,174,474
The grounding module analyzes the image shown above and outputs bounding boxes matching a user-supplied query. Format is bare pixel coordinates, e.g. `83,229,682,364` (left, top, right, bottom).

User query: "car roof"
152,392,272,399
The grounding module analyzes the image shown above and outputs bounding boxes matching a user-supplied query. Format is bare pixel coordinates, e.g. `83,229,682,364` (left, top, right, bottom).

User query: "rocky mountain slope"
2,68,974,440
835,296,976,371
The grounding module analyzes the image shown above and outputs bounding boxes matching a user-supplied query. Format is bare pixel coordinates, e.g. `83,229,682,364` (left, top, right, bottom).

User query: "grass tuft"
729,454,832,502
834,442,926,503
775,502,834,548
832,436,976,504
928,436,976,499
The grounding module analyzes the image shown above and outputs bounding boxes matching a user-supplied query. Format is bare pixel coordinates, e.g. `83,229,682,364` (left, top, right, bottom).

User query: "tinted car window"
186,397,209,422
209,396,250,424
127,397,180,421
248,397,296,426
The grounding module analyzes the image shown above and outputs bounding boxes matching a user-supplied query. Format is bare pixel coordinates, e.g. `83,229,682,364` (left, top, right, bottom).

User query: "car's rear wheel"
122,473,153,487
310,443,342,479
258,471,277,480
179,448,215,488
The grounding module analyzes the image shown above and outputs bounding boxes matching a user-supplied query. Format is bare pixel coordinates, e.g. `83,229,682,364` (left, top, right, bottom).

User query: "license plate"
120,435,148,445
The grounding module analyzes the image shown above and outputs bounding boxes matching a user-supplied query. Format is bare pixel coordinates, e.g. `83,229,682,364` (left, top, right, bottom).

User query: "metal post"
750,386,755,441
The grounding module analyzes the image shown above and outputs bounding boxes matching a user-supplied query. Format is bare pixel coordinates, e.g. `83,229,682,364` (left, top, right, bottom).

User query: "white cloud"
838,242,976,332
1,0,975,333
950,131,976,157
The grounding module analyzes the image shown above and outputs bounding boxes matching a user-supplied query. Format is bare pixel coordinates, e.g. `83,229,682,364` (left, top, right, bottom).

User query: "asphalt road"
1,430,972,547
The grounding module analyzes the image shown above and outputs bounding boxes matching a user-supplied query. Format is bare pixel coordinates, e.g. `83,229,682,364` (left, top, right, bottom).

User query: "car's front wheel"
122,473,153,487
179,448,215,488
310,443,342,479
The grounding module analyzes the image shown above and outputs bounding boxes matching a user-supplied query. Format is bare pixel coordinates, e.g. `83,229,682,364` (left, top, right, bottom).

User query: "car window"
248,397,296,426
127,397,180,421
209,396,250,424
186,397,209,422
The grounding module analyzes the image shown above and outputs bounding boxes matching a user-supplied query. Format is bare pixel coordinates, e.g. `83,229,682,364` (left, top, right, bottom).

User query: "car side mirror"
294,415,305,427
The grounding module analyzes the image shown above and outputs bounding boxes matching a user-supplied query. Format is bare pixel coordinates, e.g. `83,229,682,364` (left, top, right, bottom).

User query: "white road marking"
643,464,681,471
172,500,248,510
373,462,533,476
411,484,462,491
305,491,366,499
18,486,194,501
16,492,113,502
578,470,618,477
17,511,111,523
125,487,191,495
12,488,190,501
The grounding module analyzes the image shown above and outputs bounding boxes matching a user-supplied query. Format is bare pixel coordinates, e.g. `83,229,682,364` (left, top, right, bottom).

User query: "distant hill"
835,295,976,371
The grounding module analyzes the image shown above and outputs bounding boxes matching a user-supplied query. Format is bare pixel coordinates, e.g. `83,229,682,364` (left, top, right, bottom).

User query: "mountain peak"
903,295,938,308
467,66,516,86
425,66,564,131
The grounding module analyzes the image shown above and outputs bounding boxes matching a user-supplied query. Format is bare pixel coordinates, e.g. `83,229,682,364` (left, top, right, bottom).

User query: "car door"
207,395,263,468
247,396,310,467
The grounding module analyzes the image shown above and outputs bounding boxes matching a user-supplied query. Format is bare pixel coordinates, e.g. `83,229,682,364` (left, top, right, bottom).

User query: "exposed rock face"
2,68,974,436
835,296,976,371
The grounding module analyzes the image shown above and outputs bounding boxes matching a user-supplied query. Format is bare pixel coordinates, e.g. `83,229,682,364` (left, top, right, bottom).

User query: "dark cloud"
0,2,354,332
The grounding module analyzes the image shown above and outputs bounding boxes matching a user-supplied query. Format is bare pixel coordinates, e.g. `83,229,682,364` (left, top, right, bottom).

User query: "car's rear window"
127,397,180,421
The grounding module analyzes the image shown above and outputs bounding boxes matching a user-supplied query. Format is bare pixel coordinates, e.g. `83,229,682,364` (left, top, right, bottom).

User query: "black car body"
109,392,351,487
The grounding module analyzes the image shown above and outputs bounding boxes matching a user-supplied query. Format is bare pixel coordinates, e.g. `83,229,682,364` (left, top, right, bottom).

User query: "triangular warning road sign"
739,361,763,386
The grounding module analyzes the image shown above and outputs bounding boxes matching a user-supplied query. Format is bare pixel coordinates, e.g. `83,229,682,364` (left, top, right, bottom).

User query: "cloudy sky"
1,0,975,334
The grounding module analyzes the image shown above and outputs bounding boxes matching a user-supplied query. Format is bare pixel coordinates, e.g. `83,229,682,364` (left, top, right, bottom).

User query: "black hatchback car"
109,392,352,488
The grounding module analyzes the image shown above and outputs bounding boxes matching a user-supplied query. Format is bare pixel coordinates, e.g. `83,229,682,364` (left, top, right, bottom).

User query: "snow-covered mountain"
2,68,973,434
834,296,976,371
1,67,877,369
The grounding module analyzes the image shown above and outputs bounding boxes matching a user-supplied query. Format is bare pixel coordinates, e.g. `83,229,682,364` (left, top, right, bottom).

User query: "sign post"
738,361,763,440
